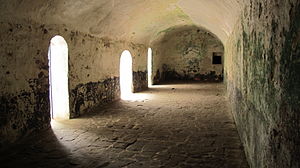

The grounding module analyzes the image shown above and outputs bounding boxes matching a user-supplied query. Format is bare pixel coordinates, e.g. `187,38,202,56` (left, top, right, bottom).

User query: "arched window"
48,36,70,120
148,48,153,87
120,50,133,100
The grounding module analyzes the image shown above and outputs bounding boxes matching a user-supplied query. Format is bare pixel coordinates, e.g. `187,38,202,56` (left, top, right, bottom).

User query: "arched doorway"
148,48,153,87
120,50,133,100
48,36,70,120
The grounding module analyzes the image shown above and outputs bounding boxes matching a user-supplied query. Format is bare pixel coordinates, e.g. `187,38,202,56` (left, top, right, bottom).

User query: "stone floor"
0,83,249,168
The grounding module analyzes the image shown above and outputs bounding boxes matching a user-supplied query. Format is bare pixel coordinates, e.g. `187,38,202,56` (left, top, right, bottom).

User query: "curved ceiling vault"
0,0,245,44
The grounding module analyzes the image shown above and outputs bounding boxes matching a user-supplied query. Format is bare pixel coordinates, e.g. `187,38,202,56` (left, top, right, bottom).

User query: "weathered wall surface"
133,71,148,92
69,37,148,118
0,18,148,147
0,19,52,148
225,0,300,167
152,26,224,83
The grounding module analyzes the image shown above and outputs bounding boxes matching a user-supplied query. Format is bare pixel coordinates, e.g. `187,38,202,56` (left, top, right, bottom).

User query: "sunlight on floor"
149,85,170,88
122,93,152,102
50,119,65,129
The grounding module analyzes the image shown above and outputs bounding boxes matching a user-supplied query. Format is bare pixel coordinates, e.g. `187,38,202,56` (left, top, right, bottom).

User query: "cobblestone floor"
0,83,249,168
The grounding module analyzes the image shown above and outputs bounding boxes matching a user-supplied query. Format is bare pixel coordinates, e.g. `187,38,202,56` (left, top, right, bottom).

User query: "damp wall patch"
152,25,224,83
225,1,300,167
0,18,148,146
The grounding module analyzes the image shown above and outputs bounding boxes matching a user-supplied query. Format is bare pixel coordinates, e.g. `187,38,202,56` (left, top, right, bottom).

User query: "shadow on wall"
150,25,224,84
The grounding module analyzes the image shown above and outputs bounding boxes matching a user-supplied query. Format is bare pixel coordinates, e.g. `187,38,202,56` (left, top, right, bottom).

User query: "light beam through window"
120,50,133,100
48,36,70,120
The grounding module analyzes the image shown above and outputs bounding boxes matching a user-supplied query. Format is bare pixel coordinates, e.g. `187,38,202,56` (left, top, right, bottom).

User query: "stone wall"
133,71,148,92
0,18,148,147
152,26,224,83
225,0,300,167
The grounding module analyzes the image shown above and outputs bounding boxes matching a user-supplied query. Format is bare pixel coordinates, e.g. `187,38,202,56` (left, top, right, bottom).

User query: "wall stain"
70,77,120,118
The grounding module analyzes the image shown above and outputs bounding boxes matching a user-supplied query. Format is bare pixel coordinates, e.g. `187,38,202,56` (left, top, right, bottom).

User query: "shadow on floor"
0,128,109,168
0,83,248,168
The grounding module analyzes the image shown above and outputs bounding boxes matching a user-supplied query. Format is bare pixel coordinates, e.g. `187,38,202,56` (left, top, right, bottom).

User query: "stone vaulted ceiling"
0,0,245,44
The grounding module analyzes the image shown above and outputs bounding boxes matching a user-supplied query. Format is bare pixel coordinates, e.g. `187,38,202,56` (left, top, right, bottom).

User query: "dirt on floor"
0,83,249,168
